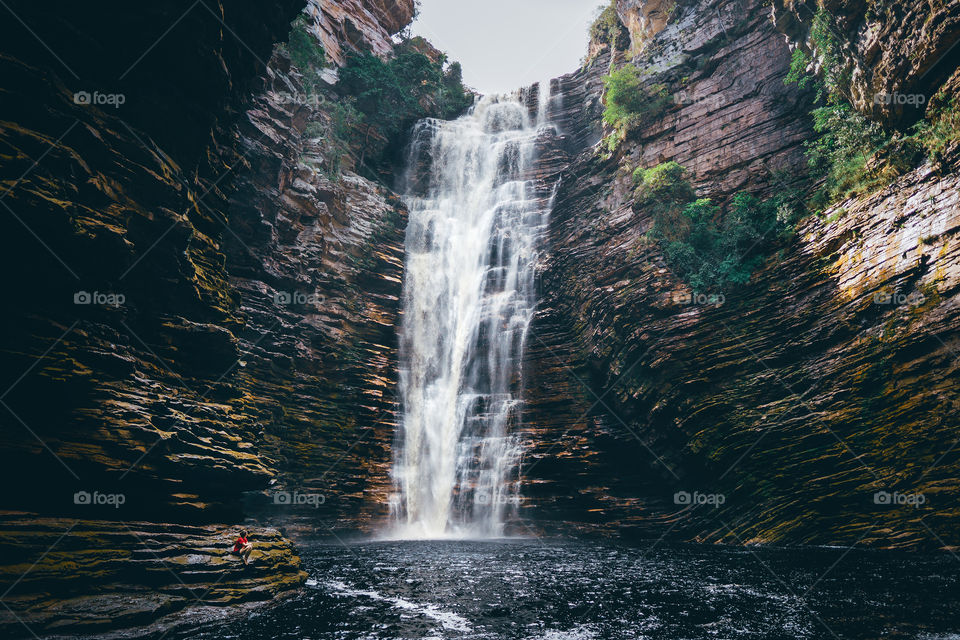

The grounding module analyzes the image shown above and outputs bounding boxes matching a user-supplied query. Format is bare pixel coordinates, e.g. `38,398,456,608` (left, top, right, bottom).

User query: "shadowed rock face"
520,0,960,548
0,515,306,639
0,0,309,525
0,0,413,636
773,0,960,128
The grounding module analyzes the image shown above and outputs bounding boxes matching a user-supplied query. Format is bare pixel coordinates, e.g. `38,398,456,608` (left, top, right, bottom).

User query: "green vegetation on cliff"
804,102,898,208
913,92,960,165
339,37,472,143
283,18,472,175
785,7,958,210
590,0,625,49
784,8,896,208
602,65,671,152
303,102,360,176
636,162,798,292
285,15,327,96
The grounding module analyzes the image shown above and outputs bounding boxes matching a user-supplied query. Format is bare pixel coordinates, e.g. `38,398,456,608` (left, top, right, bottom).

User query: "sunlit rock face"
307,0,416,65
616,0,674,53
521,0,960,548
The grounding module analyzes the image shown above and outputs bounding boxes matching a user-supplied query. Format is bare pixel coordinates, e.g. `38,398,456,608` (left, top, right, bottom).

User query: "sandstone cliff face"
0,0,413,636
616,0,675,54
223,48,408,536
522,0,960,548
773,0,960,127
307,0,416,66
629,0,815,197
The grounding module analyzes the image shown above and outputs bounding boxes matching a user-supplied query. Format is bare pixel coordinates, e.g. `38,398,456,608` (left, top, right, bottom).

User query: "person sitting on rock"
232,529,253,565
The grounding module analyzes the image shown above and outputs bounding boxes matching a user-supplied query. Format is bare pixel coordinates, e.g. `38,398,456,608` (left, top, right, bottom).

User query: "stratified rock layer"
307,0,416,65
0,0,413,636
0,514,305,638
521,0,960,548
224,48,407,535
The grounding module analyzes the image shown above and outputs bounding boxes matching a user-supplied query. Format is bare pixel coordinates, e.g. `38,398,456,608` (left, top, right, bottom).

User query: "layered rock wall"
520,0,960,548
307,0,416,65
0,514,305,638
773,0,960,127
0,0,414,636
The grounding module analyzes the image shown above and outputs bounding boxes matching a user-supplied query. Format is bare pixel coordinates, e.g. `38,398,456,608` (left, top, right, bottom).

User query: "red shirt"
233,536,248,552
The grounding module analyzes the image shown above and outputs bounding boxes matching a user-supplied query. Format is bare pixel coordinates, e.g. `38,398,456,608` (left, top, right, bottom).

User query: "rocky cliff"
1,0,958,635
0,0,413,636
774,0,960,127
522,0,960,549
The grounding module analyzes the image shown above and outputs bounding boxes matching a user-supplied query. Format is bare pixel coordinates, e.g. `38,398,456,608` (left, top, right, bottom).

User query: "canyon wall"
522,0,960,549
1,0,959,636
0,0,413,636
774,0,960,127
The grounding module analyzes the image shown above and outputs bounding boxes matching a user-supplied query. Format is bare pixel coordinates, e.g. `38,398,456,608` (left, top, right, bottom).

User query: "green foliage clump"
913,93,960,163
808,8,848,102
637,163,799,292
304,100,363,177
338,37,473,148
782,7,960,210
590,1,623,48
439,61,474,117
784,8,903,209
286,15,326,96
602,66,671,150
784,48,812,90
285,22,472,176
633,161,695,203
804,102,892,207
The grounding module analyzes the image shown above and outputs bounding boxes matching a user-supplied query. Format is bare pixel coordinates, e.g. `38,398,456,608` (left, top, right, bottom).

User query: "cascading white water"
390,82,557,539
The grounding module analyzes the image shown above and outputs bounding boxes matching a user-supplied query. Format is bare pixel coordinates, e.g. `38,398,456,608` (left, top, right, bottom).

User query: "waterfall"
390,82,557,539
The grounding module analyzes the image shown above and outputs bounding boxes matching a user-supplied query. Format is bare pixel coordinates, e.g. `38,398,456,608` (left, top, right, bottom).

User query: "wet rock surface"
0,514,305,639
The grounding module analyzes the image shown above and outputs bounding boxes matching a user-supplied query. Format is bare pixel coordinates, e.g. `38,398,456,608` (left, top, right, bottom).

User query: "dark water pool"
184,538,960,639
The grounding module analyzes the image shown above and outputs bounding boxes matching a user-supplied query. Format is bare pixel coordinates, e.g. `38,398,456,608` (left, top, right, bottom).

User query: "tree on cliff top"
337,38,473,165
